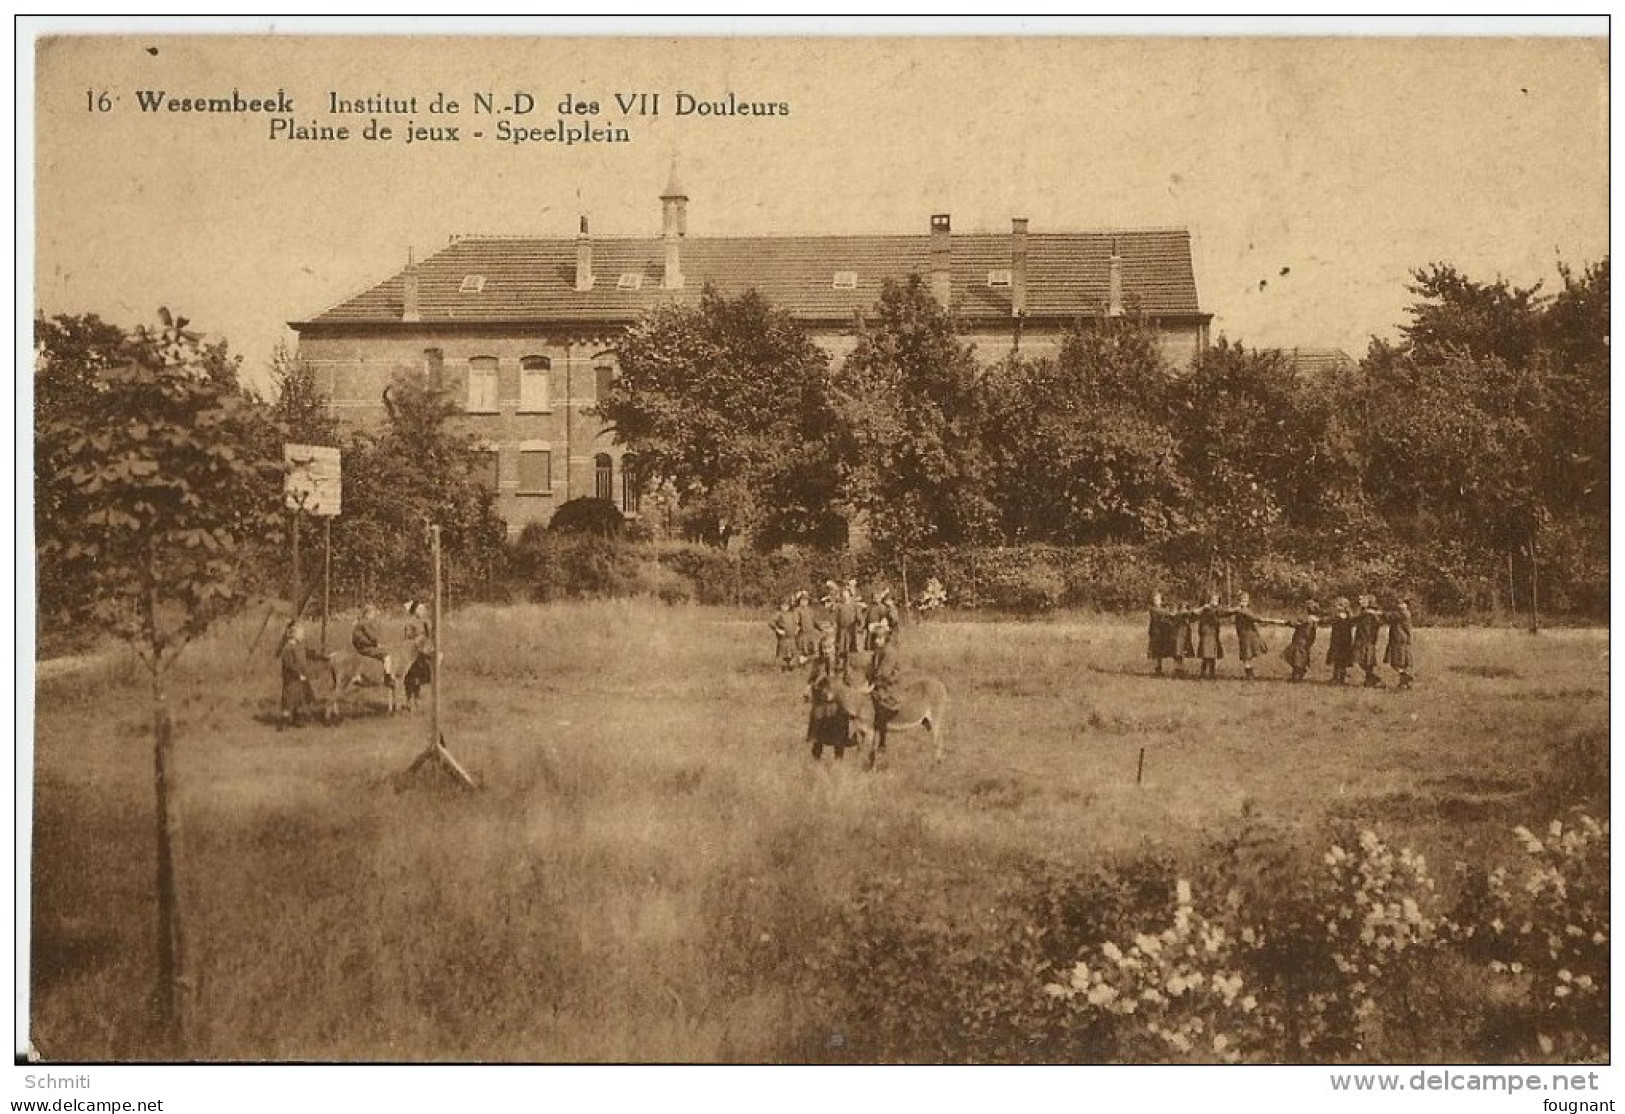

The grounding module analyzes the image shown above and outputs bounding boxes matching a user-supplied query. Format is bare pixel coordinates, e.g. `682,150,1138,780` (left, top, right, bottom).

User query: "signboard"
284,443,342,517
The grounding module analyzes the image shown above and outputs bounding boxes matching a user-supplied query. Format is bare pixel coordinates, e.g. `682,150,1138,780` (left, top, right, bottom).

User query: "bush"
816,809,1609,1064
548,497,626,538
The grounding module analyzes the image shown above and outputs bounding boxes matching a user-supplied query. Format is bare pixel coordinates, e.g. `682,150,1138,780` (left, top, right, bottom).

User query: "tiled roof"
1282,347,1358,377
295,229,1205,328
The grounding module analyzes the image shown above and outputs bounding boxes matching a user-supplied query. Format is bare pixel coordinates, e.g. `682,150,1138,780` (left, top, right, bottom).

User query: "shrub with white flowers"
1045,880,1272,1062
1480,813,1608,1060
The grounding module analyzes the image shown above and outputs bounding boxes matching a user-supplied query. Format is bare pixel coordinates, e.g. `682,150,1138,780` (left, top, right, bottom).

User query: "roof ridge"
440,227,1193,244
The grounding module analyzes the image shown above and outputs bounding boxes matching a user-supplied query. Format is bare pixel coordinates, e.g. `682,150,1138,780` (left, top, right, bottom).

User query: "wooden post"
431,523,442,752
152,691,185,1054
321,517,332,652
401,523,478,790
1136,746,1145,786
290,510,302,619
1529,535,1541,635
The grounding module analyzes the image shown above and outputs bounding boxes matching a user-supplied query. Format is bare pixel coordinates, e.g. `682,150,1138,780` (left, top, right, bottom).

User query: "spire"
661,155,687,201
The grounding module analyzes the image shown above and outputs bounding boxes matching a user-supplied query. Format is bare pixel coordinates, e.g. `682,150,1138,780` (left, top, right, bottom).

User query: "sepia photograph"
15,14,1613,1110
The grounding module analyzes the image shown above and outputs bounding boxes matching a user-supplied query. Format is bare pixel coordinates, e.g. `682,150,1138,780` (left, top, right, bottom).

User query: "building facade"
291,176,1212,533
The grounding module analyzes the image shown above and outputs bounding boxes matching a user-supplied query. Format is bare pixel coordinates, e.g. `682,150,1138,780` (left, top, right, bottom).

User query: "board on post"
398,522,479,792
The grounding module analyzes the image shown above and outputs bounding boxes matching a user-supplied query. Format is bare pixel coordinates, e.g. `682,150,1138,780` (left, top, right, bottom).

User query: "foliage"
35,309,282,665
329,372,508,604
266,340,341,448
548,496,626,539
984,318,1190,543
1038,815,1605,1064
1475,815,1609,1061
831,277,1000,550
601,286,841,546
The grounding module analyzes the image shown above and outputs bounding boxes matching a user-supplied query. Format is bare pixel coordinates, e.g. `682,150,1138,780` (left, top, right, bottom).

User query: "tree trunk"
145,535,186,1057
151,684,186,1056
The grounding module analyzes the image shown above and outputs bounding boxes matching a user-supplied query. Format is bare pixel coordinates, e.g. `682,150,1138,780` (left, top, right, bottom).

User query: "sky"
28,24,1609,393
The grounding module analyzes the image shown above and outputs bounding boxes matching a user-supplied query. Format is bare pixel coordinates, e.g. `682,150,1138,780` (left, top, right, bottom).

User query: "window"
595,363,615,402
518,447,552,494
832,271,858,289
467,357,498,412
987,269,1013,288
616,272,643,290
594,453,614,502
473,449,500,493
621,452,642,514
519,356,551,412
459,275,486,293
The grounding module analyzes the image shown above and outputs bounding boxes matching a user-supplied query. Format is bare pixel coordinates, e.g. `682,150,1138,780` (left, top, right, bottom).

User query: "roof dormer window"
987,269,1013,288
832,271,858,289
460,274,486,293
616,273,643,290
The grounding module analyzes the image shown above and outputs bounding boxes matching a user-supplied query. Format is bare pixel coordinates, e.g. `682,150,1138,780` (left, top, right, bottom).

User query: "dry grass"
28,602,1608,1061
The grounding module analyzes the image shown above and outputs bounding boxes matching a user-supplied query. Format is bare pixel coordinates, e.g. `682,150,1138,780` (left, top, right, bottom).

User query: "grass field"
28,602,1609,1062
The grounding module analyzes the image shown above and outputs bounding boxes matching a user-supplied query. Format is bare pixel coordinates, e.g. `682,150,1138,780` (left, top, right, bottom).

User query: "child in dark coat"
1194,594,1234,680
1353,593,1385,687
1324,598,1356,685
1230,592,1285,680
1146,591,1179,675
1384,599,1415,690
1281,600,1321,682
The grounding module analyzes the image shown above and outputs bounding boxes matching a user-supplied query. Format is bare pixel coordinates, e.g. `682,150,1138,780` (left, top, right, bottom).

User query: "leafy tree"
330,371,507,604
1165,339,1307,569
600,287,839,547
267,339,341,447
983,317,1188,543
831,276,999,550
36,309,283,1052
1537,259,1609,518
35,313,128,634
1399,263,1547,369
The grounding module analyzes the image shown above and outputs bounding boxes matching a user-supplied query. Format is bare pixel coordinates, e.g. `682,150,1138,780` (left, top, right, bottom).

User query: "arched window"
594,453,614,502
594,362,615,402
519,355,551,412
621,452,641,514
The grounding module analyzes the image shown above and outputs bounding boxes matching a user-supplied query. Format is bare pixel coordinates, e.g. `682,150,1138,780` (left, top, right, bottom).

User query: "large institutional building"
291,174,1211,533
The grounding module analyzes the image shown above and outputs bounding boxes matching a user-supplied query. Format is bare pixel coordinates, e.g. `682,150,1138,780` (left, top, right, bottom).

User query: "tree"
831,276,999,551
1399,263,1547,369
983,316,1188,543
267,339,341,448
35,313,128,634
36,308,283,1053
331,371,507,603
600,286,840,546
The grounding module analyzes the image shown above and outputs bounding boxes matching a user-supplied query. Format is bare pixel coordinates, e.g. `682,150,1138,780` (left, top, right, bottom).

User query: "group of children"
1146,591,1415,689
769,579,902,671
276,599,436,726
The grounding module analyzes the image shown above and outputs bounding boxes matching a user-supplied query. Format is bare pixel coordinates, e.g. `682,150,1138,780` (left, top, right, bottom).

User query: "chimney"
1010,217,1029,319
661,162,688,290
929,214,952,308
575,214,595,291
1107,236,1124,317
402,250,420,322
